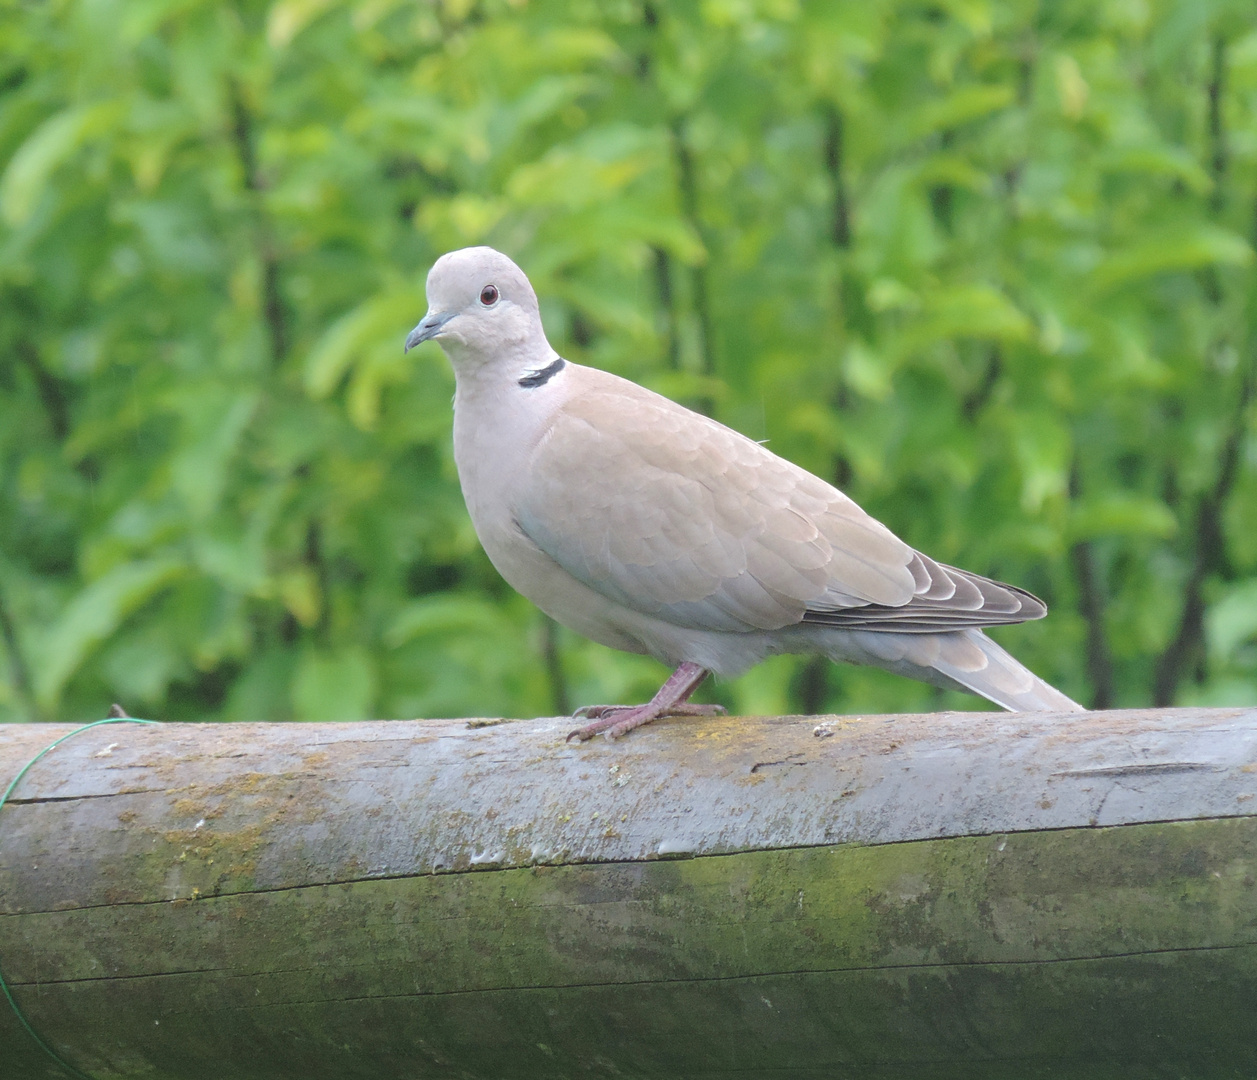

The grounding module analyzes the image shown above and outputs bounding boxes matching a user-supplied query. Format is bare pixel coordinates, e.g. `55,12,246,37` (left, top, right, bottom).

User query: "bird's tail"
831,627,1085,712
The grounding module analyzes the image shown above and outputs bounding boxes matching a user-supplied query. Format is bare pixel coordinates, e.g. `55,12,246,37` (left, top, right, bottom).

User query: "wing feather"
515,367,1047,634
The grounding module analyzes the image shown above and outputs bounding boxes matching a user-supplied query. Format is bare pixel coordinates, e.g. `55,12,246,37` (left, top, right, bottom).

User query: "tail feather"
828,627,1085,712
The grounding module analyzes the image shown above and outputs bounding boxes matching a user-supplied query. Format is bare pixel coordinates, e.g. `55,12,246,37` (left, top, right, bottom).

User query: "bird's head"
405,247,553,374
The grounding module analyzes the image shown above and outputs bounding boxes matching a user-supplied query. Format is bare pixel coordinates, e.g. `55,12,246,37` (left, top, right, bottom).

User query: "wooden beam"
1,708,1255,1078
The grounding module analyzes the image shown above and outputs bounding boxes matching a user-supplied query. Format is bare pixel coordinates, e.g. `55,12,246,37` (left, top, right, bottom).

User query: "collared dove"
405,246,1084,740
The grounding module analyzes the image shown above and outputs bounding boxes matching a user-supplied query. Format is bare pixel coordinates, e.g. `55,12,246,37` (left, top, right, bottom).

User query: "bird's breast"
449,379,653,656
454,383,545,523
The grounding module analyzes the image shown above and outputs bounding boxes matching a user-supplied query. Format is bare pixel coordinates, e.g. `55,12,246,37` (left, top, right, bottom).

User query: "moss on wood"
2,712,1256,1078
2,818,1256,1079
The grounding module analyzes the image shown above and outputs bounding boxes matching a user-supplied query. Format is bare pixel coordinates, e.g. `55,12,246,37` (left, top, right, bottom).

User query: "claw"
571,704,631,720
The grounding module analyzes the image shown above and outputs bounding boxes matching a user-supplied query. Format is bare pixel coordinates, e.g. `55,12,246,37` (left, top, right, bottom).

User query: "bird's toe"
571,703,633,720
567,704,660,742
663,703,726,717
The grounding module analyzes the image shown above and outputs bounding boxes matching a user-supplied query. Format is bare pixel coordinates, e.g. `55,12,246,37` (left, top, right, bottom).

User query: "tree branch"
16,336,69,441
1208,35,1226,215
962,345,1003,420
794,655,828,715
1068,462,1115,709
1153,356,1253,706
305,519,330,640
542,616,569,716
670,118,716,409
230,85,288,366
1070,540,1115,709
1154,36,1247,706
822,104,851,249
652,245,680,370
820,101,856,491
641,8,713,405
929,130,955,233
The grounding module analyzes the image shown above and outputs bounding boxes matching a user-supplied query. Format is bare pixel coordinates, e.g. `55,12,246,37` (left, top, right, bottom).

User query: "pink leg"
566,662,721,742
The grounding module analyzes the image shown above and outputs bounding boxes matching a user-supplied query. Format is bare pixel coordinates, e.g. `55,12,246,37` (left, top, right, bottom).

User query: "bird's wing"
515,367,1043,633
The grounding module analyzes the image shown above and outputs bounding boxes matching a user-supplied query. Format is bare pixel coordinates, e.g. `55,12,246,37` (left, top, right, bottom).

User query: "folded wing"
515,368,1045,634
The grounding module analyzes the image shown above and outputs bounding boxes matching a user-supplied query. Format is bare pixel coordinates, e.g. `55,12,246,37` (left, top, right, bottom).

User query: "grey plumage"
406,246,1083,739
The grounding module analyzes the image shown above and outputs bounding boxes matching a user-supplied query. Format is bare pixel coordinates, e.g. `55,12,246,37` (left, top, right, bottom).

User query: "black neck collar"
518,357,566,389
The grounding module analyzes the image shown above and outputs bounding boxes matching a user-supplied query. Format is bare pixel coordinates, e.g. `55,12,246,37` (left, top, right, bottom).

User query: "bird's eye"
480,284,499,306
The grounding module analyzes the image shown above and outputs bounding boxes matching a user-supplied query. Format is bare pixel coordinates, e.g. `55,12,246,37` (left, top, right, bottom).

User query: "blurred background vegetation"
1,0,1256,724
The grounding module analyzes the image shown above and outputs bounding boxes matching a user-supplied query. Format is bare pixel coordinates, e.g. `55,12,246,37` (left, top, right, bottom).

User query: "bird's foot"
566,702,725,742
566,662,716,743
573,702,725,720
566,703,658,742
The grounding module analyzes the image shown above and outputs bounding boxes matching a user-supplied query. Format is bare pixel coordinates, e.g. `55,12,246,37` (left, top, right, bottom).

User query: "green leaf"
1098,145,1212,195
1067,495,1178,542
908,284,1033,345
34,558,187,710
910,84,1014,138
1,101,123,225
385,595,510,649
1011,414,1071,514
171,388,259,519
1207,580,1257,664
305,290,423,399
292,646,377,721
267,0,337,48
1092,225,1254,291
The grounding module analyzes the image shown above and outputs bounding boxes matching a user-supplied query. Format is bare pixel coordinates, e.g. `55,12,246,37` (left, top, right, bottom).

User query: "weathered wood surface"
1,708,1256,1079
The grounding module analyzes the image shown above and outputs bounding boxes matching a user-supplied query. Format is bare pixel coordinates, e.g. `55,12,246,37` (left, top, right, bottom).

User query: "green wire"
0,716,160,1080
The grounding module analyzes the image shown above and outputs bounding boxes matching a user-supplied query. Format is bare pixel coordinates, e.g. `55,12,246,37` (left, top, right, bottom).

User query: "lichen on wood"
2,708,1256,1079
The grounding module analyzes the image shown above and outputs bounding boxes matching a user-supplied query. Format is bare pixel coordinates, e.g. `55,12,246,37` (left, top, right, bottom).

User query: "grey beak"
404,311,454,352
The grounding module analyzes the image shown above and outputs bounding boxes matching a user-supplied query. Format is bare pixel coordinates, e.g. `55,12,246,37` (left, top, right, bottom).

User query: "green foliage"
1,0,1255,723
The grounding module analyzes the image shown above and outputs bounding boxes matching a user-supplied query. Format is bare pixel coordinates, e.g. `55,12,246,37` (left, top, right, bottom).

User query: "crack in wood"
90,940,1253,1013
750,754,808,773
1053,763,1219,778
4,787,167,805
5,813,1257,919
7,967,223,987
